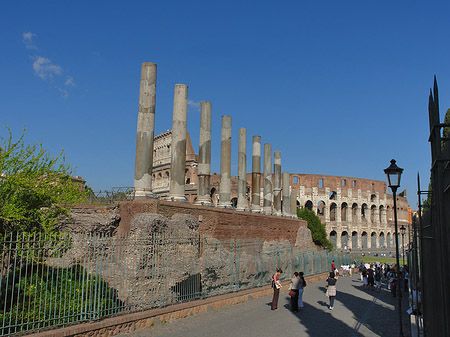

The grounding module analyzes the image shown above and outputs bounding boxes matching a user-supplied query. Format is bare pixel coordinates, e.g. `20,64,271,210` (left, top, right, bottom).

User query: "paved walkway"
118,273,411,337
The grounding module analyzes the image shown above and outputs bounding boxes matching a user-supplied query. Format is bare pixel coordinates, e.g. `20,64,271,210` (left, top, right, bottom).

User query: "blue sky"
1,1,449,207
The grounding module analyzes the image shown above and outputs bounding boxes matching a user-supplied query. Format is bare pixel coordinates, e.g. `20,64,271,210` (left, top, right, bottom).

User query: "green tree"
0,127,86,233
297,207,333,250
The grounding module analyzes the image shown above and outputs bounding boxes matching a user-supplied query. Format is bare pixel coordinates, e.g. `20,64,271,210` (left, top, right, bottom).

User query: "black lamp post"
400,225,406,266
384,159,404,337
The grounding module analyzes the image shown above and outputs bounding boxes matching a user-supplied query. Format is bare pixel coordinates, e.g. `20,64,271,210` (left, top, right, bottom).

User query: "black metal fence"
418,77,450,337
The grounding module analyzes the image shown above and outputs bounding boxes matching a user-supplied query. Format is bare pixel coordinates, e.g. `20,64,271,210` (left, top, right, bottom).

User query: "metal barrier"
0,232,352,336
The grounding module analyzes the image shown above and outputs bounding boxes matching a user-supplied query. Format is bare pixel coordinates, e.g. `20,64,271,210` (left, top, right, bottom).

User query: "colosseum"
149,130,409,250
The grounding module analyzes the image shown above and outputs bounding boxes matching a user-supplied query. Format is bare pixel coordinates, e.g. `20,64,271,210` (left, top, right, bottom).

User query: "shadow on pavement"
285,278,410,337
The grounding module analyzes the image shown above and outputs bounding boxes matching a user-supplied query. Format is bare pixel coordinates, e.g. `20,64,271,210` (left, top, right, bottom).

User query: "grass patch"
355,256,398,265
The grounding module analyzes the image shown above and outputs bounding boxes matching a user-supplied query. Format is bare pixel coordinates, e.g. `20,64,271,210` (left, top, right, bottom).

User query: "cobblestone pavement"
118,273,411,337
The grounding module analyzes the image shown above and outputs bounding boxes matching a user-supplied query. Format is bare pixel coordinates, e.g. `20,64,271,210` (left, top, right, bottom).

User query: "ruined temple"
133,62,409,251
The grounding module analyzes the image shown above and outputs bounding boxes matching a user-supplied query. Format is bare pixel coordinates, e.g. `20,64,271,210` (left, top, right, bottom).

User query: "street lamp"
384,159,404,337
400,225,406,266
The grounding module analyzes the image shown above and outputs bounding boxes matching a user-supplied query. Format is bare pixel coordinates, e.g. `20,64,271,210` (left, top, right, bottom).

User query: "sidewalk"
117,273,411,337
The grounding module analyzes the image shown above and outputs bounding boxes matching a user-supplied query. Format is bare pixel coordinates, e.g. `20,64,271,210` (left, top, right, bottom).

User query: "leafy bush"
0,264,119,335
297,207,334,250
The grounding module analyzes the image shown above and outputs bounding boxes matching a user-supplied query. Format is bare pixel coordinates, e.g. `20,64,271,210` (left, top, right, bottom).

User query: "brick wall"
118,199,306,245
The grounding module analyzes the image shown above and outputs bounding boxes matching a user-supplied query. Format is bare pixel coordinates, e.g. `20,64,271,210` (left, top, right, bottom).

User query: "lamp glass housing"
384,159,404,190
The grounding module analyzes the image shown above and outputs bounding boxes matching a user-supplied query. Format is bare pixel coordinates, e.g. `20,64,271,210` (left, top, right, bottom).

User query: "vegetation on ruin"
297,207,334,250
0,127,87,234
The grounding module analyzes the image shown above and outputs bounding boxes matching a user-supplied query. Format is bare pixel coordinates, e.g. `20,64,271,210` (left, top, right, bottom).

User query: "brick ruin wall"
117,199,310,246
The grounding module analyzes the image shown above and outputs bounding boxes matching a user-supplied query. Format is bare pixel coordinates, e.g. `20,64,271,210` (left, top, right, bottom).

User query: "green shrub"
297,207,334,250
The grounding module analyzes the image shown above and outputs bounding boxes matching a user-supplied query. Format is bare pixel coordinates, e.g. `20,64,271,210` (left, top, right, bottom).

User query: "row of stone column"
133,62,295,215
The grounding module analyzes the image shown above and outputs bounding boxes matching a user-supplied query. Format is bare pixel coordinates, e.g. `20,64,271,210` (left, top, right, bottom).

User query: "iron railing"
85,187,135,205
0,232,352,336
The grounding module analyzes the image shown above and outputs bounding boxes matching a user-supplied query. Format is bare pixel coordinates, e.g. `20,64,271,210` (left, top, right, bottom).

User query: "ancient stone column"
273,150,282,215
169,84,188,201
218,116,232,208
282,172,290,216
251,136,261,212
195,101,212,205
236,128,247,210
290,191,297,217
263,143,272,213
134,62,157,198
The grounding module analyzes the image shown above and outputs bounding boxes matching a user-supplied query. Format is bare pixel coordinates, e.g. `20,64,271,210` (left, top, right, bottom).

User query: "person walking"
289,272,300,312
271,268,282,310
326,271,337,310
298,271,306,310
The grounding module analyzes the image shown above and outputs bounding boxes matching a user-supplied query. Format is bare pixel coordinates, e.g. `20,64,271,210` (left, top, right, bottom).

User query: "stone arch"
371,194,376,202
361,231,368,249
330,231,337,248
317,200,325,216
386,206,391,221
371,232,377,248
341,202,348,221
330,202,337,221
305,200,313,211
352,203,358,222
379,232,385,248
361,203,368,220
341,231,349,248
379,205,385,223
352,231,358,249
231,197,238,208
371,205,377,223
329,191,337,200
386,232,391,248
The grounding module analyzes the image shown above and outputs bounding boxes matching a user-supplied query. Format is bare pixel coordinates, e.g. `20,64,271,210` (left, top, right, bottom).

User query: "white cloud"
65,76,76,87
188,100,201,111
23,32,37,49
32,56,62,80
57,87,68,100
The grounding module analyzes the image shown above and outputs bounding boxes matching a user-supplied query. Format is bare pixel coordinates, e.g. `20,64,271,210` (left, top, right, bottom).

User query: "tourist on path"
271,268,282,310
326,271,337,310
289,272,300,312
298,271,306,310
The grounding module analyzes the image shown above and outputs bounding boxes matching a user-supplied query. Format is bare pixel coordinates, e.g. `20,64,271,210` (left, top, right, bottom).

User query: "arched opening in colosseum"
185,169,190,184
361,232,368,249
371,194,376,202
379,232,385,248
386,233,391,248
371,205,377,223
330,203,337,221
352,231,358,248
371,232,377,248
341,231,349,248
231,198,238,208
352,203,358,221
329,191,336,200
330,231,337,248
361,203,368,221
317,201,325,216
386,206,391,222
305,200,313,211
341,203,348,221
379,205,384,223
